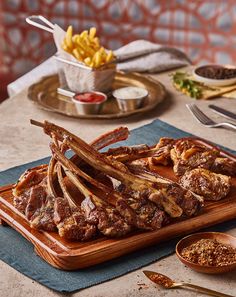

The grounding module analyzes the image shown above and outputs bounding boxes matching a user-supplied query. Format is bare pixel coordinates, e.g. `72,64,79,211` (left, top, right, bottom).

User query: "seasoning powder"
181,239,236,266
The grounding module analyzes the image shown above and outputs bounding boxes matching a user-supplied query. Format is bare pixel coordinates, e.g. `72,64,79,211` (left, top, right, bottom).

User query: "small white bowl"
72,91,107,115
112,87,148,112
193,65,236,87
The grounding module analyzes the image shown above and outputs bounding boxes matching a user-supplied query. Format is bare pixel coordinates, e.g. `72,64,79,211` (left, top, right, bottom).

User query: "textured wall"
1,0,236,79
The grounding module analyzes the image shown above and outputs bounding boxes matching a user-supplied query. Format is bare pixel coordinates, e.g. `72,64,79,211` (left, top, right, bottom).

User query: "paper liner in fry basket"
53,24,116,93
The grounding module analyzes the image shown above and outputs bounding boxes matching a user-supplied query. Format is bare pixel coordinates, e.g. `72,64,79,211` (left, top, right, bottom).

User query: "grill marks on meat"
63,168,132,237
148,137,175,166
54,197,97,241
121,194,169,229
105,138,175,168
179,168,231,201
13,164,48,213
64,137,183,218
81,196,132,237
54,164,97,241
170,139,219,176
211,157,236,176
51,143,149,231
25,182,56,231
128,167,203,217
13,121,233,242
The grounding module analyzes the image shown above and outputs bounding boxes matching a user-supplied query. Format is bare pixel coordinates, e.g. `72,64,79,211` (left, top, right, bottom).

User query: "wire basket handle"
25,15,55,33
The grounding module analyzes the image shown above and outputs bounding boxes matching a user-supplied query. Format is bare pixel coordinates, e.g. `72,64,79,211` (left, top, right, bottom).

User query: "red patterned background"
1,0,236,99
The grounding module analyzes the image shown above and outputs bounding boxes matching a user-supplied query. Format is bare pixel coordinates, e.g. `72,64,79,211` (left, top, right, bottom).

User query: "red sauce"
74,92,105,103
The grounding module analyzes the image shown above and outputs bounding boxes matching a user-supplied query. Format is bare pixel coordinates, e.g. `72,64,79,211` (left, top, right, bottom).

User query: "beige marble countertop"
0,67,236,297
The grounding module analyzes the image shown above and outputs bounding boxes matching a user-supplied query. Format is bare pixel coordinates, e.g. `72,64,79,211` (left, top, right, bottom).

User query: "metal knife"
209,104,236,121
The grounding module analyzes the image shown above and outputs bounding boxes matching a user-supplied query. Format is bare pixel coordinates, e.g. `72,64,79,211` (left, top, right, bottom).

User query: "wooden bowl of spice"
176,232,236,274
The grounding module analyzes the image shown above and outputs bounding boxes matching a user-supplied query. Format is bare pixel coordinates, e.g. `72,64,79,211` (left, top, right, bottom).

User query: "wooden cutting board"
1,139,236,270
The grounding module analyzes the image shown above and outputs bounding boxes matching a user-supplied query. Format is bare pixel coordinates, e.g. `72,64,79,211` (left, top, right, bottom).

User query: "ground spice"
181,239,236,266
195,66,236,80
149,274,173,288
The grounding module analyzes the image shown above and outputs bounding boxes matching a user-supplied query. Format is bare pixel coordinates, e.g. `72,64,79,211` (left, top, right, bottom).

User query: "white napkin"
8,37,191,96
114,40,191,73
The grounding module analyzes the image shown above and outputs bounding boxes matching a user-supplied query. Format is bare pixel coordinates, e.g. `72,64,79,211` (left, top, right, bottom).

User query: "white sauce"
112,87,148,100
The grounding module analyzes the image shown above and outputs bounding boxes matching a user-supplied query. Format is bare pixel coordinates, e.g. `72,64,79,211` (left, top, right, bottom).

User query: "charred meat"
179,168,231,201
211,157,236,176
14,120,233,242
170,139,219,176
148,137,175,167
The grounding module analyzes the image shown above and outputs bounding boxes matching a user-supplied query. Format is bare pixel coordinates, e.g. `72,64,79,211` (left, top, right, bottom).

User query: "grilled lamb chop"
51,143,160,230
105,138,175,167
52,139,133,239
128,166,204,217
42,122,183,218
54,197,97,241
41,121,206,219
179,168,231,201
12,127,132,237
25,179,57,231
13,164,48,213
211,157,236,176
148,137,175,166
54,162,97,241
63,167,132,237
114,191,169,229
170,139,219,176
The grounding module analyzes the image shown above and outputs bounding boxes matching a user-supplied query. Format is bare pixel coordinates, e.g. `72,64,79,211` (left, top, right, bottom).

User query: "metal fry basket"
26,15,116,93
54,55,116,93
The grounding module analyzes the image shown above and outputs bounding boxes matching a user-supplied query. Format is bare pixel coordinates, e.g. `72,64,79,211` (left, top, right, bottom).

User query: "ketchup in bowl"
72,91,107,115
74,92,106,103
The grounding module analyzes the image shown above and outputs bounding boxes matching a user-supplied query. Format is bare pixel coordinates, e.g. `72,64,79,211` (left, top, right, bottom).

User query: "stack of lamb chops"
13,120,209,241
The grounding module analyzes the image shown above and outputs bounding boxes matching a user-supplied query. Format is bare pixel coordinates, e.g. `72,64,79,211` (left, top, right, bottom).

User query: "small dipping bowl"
112,87,148,112
72,91,107,115
193,64,236,86
176,232,236,274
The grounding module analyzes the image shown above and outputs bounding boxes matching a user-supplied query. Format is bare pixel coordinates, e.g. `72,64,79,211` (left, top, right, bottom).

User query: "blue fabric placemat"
1,119,236,293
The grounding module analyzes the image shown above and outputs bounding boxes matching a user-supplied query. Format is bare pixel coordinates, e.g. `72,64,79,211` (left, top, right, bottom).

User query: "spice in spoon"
143,271,174,288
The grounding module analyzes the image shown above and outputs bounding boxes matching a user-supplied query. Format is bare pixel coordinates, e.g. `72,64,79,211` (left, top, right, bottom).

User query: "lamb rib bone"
30,119,130,168
30,119,129,152
54,163,97,241
104,137,175,166
61,165,132,237
49,138,131,239
128,165,204,216
50,142,151,230
65,137,183,218
30,120,183,218
56,162,78,209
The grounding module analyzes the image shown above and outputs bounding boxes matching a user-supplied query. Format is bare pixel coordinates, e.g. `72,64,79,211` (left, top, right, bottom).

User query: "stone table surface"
0,67,236,297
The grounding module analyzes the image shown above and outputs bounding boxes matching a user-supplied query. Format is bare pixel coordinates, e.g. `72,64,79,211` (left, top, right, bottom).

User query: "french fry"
62,25,115,68
62,41,73,54
106,50,114,63
80,30,88,39
89,27,96,39
65,25,73,49
93,51,102,68
72,34,80,43
92,37,100,49
84,57,91,65
72,48,82,61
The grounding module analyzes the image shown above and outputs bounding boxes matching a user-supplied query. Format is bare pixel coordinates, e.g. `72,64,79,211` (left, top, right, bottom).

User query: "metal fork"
186,103,236,130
